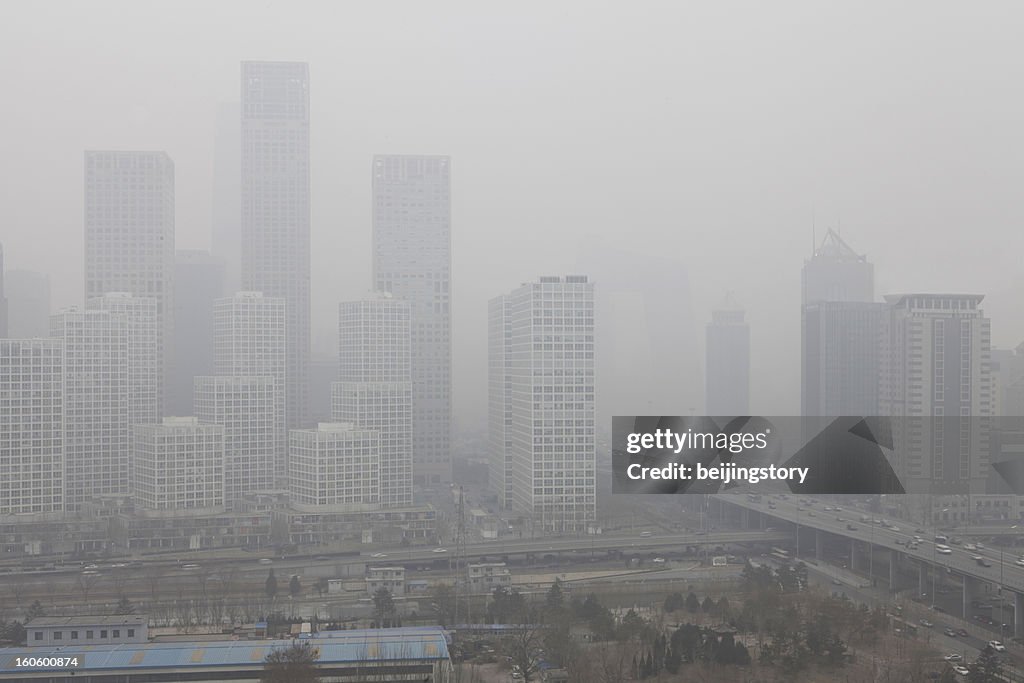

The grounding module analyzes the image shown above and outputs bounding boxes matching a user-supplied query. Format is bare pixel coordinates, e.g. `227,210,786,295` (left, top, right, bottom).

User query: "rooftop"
27,615,147,628
0,628,449,675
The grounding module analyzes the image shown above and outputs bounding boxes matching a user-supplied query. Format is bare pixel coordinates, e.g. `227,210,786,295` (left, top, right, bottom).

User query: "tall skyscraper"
879,294,992,509
332,295,412,507
84,150,174,417
87,292,160,428
51,308,130,511
800,230,882,418
195,375,276,508
487,294,512,508
493,276,596,532
0,339,63,514
705,298,750,416
132,417,225,512
211,101,242,296
170,250,224,415
5,269,50,338
213,292,287,479
240,61,310,432
372,154,452,486
0,243,8,337
289,422,380,511
802,229,874,305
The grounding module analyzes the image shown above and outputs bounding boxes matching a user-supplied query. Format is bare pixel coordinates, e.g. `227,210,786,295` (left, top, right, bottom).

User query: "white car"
988,640,1006,652
944,654,962,662
371,552,388,558
953,665,969,676
1016,557,1024,567
964,543,977,551
432,547,448,553
258,558,273,564
936,545,952,555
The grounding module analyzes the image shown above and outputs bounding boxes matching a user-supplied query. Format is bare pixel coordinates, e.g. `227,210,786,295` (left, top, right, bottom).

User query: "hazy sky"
3,1,1024,430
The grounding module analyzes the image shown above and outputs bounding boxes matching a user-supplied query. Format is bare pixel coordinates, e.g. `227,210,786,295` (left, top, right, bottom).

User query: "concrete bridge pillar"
964,575,983,620
1015,592,1024,639
889,549,899,591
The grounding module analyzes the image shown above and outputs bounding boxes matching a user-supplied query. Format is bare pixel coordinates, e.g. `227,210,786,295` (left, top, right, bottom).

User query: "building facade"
0,339,63,514
51,308,130,511
880,294,993,515
194,375,276,509
240,61,310,432
496,276,596,532
84,150,174,415
372,155,452,487
132,417,225,512
213,291,286,480
288,422,380,511
333,295,412,507
487,294,512,508
87,292,160,428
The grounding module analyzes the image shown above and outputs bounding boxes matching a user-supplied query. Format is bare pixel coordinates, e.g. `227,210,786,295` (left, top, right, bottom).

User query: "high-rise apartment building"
0,339,63,514
87,292,160,428
487,294,512,508
84,151,174,416
132,417,225,512
240,61,310,432
170,250,224,414
213,292,286,479
880,294,993,507
211,101,242,296
194,375,276,508
5,269,50,338
372,155,451,487
51,308,130,511
493,276,596,532
705,298,750,416
288,422,380,511
332,295,412,507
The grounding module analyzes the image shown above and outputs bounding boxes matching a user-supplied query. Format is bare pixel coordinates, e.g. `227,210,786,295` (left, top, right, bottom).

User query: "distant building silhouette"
5,269,50,338
0,243,7,337
170,250,224,415
241,61,311,431
705,295,749,416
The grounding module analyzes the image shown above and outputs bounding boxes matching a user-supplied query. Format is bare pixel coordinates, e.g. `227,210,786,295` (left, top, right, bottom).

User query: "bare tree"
503,625,546,683
75,572,102,604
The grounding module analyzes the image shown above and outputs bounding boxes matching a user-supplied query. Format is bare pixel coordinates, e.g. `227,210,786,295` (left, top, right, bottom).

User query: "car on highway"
846,524,858,531
1016,557,1024,567
258,558,273,564
952,665,969,676
957,628,969,638
432,547,448,553
944,628,957,638
314,556,330,561
652,557,666,564
976,543,985,550
824,506,834,512
988,640,1006,652
936,545,952,555
371,553,388,558
919,619,934,628
639,531,653,537
181,563,200,571
944,654,962,662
